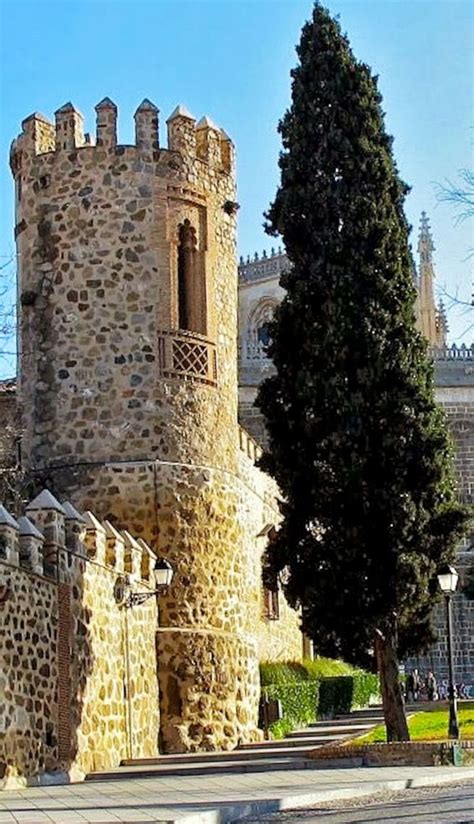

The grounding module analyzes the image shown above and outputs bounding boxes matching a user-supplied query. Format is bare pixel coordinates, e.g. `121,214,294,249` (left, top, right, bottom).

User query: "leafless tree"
437,168,474,225
435,167,474,328
0,253,21,508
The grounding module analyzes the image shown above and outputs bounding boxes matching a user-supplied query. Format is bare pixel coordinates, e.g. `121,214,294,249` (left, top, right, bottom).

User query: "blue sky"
0,0,472,376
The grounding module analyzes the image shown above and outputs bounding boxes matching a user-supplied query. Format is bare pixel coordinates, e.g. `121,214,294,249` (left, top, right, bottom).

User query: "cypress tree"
258,3,469,741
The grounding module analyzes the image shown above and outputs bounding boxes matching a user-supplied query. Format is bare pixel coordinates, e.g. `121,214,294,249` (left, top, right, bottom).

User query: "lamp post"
124,557,174,607
437,564,460,739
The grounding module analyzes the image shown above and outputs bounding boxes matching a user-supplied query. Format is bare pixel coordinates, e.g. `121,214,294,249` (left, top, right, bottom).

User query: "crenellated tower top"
10,97,235,179
11,95,239,488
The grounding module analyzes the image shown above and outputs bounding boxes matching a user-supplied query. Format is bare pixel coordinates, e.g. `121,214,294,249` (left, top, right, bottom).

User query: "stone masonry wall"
0,564,58,783
0,490,159,787
9,98,303,754
11,102,238,476
236,430,303,663
44,432,303,753
238,395,269,449
406,378,474,684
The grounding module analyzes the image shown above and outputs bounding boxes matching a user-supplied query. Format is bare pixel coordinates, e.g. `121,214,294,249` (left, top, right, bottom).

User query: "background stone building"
406,356,474,684
238,216,474,685
1,96,305,784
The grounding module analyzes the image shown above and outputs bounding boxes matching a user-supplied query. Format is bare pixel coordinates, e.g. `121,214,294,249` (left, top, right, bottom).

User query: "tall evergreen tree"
258,3,469,741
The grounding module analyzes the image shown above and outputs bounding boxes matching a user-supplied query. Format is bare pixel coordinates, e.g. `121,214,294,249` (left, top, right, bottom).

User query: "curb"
98,768,474,823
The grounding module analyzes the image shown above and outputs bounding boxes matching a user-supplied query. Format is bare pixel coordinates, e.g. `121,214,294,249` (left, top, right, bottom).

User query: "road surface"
243,783,474,823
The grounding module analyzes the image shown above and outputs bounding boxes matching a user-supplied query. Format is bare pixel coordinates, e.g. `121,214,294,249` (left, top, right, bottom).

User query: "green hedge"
259,659,380,738
262,681,320,738
260,657,354,687
318,673,380,717
260,661,310,686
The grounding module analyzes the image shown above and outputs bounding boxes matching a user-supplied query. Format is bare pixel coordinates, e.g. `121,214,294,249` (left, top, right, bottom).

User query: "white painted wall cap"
95,97,117,111
0,504,19,529
167,105,195,122
196,115,219,131
135,98,159,113
26,490,66,513
62,501,86,522
103,520,124,542
82,511,106,533
122,529,142,550
18,516,44,540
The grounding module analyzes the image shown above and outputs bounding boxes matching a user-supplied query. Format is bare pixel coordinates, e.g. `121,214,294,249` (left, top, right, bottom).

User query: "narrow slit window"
177,219,197,332
177,219,206,335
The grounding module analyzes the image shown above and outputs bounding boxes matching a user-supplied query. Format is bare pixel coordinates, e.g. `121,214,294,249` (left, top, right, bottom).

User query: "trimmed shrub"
260,661,310,686
260,657,354,687
262,681,320,739
318,673,380,718
303,658,354,679
259,659,380,737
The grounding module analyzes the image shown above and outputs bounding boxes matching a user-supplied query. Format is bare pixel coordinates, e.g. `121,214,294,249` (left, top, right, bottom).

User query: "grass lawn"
354,702,474,743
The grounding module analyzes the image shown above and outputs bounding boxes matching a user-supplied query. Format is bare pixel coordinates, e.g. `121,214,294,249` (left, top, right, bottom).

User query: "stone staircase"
86,707,385,781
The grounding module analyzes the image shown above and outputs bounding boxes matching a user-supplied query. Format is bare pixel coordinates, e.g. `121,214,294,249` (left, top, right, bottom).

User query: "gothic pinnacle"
418,211,435,262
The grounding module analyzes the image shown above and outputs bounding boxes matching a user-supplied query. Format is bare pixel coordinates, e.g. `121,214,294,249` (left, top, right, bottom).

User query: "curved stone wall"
9,100,303,754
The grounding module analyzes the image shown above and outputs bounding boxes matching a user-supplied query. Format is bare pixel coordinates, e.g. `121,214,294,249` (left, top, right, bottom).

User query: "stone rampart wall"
236,442,303,664
238,398,268,449
0,490,159,787
41,439,303,754
0,564,58,783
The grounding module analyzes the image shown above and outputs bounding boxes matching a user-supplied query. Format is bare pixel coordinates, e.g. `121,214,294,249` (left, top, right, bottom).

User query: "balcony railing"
157,329,217,386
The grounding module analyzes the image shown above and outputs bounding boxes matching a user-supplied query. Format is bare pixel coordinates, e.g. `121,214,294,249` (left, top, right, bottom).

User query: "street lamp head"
437,564,459,594
153,557,174,588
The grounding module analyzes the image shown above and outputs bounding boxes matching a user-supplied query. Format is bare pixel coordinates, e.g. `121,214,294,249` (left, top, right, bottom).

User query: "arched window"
257,322,272,347
176,219,206,335
246,298,278,360
177,219,197,332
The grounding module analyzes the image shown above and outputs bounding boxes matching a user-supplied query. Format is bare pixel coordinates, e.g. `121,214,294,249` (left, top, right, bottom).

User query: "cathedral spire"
415,211,446,347
418,211,435,265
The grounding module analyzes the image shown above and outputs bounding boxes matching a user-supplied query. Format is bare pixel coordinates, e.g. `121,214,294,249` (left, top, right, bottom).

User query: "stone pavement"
1,764,474,824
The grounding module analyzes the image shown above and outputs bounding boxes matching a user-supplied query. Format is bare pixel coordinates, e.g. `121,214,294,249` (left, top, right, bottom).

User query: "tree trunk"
375,629,410,742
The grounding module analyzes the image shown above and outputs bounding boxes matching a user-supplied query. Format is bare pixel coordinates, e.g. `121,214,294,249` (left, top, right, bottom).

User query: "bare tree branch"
436,168,474,225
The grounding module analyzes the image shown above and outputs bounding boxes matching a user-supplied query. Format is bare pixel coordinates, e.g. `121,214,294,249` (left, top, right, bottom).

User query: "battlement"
10,97,234,175
0,488,156,587
433,343,474,362
239,425,263,463
238,248,290,283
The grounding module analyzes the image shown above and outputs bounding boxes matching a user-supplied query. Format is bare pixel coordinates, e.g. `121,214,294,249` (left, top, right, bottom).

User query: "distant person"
426,671,438,701
406,669,421,702
438,680,448,700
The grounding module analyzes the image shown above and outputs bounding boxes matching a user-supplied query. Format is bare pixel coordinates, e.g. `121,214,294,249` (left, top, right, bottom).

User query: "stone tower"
9,98,269,752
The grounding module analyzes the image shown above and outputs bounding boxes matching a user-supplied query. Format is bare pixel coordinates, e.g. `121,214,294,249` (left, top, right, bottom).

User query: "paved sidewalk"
1,765,474,823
